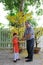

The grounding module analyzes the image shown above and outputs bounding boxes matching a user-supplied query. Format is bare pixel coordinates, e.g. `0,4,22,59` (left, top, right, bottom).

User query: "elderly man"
23,21,34,62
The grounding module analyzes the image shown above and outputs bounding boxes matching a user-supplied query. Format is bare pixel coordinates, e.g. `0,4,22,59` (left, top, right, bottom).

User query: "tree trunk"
36,41,38,48
19,0,24,11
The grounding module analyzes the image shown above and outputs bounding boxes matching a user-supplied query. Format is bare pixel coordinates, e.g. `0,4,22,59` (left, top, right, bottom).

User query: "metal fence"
0,28,12,49
0,28,26,49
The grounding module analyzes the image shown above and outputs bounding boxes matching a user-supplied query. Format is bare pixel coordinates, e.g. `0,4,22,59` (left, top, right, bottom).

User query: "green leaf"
36,9,43,15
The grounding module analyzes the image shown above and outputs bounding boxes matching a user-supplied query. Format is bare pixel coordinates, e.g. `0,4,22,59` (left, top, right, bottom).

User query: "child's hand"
22,37,25,41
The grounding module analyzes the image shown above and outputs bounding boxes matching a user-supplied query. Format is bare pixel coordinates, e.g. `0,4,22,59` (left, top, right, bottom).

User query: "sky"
28,4,43,27
0,3,9,28
0,2,43,28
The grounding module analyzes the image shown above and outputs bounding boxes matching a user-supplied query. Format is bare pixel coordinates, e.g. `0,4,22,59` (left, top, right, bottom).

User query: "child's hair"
13,33,17,36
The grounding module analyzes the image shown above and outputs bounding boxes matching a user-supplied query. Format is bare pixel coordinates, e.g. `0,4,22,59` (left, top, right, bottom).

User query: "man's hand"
25,34,31,38
22,37,25,41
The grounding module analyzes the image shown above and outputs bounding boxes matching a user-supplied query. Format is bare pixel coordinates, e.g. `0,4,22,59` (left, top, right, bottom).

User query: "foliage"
0,23,4,28
7,11,33,38
10,26,25,39
27,19,38,27
34,27,43,47
0,0,40,28
0,0,41,39
36,9,43,15
0,0,40,15
0,23,2,26
7,12,32,26
35,27,43,38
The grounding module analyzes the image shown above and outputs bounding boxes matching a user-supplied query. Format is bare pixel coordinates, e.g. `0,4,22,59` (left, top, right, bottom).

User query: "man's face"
25,23,30,28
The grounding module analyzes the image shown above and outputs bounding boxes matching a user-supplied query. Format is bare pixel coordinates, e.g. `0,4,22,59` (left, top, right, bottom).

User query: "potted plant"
34,31,41,54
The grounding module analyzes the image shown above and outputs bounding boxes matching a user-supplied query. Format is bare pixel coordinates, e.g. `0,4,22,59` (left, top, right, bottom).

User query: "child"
12,33,20,62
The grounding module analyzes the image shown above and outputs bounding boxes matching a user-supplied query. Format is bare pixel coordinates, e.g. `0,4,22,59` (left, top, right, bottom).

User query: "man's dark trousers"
26,38,34,60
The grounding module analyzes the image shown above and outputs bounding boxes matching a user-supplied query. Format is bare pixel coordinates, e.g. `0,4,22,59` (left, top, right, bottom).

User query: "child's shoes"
13,60,17,62
17,58,20,60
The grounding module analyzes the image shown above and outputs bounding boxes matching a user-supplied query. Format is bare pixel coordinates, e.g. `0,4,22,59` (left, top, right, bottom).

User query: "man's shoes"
25,59,33,62
25,56,29,59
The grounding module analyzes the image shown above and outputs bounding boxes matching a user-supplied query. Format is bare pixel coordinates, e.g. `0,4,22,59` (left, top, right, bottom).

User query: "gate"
0,28,12,49
0,28,26,49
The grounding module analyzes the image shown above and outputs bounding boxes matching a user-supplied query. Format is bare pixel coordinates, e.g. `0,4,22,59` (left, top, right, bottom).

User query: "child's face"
14,35,17,37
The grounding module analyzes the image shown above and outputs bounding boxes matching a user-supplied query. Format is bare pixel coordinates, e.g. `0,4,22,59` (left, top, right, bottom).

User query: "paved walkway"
0,49,43,65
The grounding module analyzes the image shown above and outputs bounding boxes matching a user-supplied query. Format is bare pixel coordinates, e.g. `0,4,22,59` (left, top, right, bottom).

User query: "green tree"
0,23,4,28
0,0,40,15
28,19,38,27
36,9,43,15
0,0,41,27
